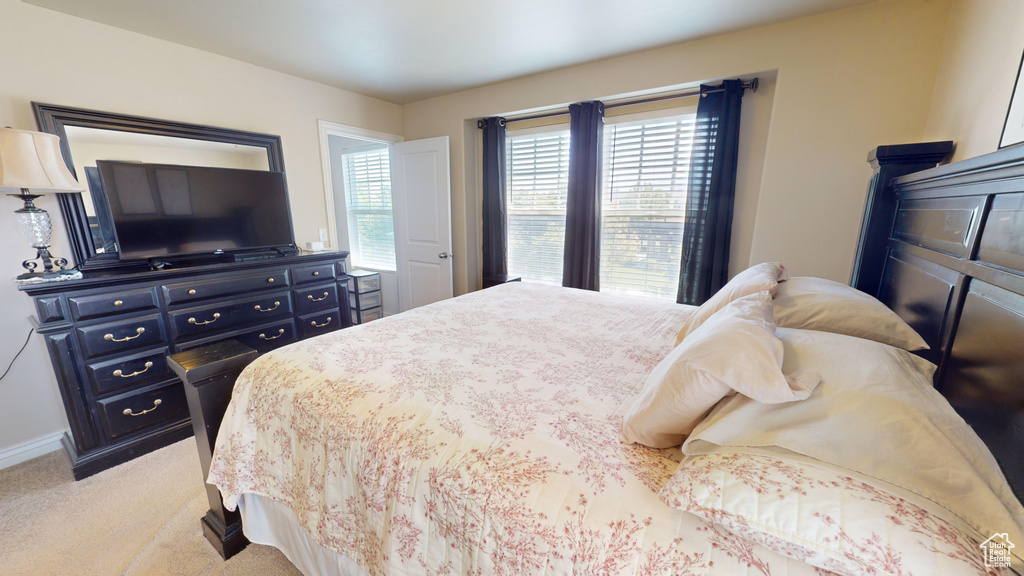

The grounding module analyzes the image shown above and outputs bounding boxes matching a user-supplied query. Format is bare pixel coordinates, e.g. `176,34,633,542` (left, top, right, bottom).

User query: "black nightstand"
482,274,522,289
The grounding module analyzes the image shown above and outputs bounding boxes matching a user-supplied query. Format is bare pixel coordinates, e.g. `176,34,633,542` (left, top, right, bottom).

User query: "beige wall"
0,0,402,459
923,0,1024,162
403,0,954,296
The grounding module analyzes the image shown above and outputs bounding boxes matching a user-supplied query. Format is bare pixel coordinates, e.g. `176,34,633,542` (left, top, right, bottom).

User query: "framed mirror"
33,103,286,273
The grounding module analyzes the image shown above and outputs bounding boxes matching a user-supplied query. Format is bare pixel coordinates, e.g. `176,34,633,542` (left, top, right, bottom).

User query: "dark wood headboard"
856,143,1024,500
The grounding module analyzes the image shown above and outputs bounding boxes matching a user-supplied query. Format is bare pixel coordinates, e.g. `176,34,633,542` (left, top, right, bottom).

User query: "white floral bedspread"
209,283,831,576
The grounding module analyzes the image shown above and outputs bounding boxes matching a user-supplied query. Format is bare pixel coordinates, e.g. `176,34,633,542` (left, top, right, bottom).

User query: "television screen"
97,161,295,261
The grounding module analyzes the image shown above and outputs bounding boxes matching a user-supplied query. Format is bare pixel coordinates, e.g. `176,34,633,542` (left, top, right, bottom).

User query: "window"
600,112,697,300
505,128,571,285
341,146,396,270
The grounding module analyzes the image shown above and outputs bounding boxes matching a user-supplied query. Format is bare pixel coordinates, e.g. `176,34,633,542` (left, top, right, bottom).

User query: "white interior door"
390,136,453,311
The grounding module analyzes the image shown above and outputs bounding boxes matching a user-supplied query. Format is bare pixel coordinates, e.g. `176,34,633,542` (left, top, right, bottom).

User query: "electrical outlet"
319,228,329,242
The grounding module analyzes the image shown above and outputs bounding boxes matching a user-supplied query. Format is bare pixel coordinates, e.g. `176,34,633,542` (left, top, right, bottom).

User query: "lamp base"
20,244,70,278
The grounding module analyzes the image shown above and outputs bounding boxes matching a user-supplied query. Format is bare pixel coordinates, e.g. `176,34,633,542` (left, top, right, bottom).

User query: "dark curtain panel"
480,117,508,280
677,80,746,305
562,101,604,291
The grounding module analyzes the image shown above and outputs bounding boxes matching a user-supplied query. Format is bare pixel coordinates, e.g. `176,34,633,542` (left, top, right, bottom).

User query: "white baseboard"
0,431,66,471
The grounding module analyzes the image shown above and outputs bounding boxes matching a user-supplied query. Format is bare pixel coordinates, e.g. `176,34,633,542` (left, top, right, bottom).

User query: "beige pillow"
684,327,1024,568
674,262,787,345
622,291,819,449
773,276,928,350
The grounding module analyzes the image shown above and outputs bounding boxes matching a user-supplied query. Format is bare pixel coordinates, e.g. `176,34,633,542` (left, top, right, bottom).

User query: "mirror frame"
33,102,286,273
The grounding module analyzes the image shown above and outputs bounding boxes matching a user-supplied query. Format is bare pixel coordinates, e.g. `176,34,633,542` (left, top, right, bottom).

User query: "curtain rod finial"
478,118,507,129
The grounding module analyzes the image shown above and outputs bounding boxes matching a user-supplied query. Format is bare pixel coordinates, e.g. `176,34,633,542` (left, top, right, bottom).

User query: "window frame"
340,143,397,272
598,103,699,301
504,122,572,286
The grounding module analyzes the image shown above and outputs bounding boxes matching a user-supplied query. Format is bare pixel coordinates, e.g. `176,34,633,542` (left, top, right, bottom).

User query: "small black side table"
482,274,522,289
167,340,258,560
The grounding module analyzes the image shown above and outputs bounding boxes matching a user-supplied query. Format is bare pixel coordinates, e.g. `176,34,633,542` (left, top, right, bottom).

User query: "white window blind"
600,113,697,300
342,147,396,271
506,128,571,285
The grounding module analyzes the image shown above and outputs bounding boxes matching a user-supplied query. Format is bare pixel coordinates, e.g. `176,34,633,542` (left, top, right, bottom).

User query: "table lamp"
0,127,83,280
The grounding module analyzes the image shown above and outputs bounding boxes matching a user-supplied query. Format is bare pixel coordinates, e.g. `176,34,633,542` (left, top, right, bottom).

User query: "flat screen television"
96,161,295,261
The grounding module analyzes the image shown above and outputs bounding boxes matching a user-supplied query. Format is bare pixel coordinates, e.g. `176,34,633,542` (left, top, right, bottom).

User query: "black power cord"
0,328,34,382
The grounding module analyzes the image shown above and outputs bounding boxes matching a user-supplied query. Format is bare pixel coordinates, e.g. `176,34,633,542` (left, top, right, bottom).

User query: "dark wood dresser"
20,252,353,479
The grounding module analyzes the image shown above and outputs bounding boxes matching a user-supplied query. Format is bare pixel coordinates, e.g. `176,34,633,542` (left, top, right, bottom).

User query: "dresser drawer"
234,320,299,354
351,306,383,325
170,291,292,339
295,284,339,314
77,314,167,359
349,289,381,310
299,308,342,338
291,263,337,286
97,380,188,440
347,271,380,293
162,271,289,305
68,288,158,321
85,347,172,395
176,319,298,356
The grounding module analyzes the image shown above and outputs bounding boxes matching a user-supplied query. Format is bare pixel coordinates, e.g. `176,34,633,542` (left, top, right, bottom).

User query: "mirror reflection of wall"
63,125,270,253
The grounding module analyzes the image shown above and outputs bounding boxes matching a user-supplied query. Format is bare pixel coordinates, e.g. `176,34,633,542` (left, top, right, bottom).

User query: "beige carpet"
0,439,302,576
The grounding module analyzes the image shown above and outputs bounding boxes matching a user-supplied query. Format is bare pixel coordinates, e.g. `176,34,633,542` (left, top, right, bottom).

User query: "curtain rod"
486,78,758,127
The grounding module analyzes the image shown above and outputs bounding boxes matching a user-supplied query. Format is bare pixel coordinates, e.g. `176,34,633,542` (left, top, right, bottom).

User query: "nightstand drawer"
299,309,342,338
162,271,289,305
69,288,157,321
290,263,336,285
77,314,167,359
349,289,381,310
295,284,339,314
97,380,188,440
170,291,293,339
86,347,172,395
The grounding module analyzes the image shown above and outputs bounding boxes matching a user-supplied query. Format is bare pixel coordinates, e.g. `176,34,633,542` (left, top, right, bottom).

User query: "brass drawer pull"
259,329,285,341
307,292,329,302
104,327,145,342
254,301,280,312
113,300,123,307
123,398,161,417
188,313,221,325
113,361,153,378
267,277,275,283
311,316,332,328
188,289,197,295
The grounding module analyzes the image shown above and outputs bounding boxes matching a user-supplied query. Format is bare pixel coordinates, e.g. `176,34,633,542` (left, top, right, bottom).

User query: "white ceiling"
27,0,874,104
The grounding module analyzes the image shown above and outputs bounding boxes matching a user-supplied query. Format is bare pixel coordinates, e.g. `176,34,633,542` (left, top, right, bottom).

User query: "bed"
171,142,1024,576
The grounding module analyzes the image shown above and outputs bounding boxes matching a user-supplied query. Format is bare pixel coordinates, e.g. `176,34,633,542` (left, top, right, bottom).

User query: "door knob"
438,252,449,259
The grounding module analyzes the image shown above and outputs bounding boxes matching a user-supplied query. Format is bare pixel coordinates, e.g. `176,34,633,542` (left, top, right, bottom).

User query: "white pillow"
674,262,788,345
773,276,928,351
621,291,819,449
684,327,1024,571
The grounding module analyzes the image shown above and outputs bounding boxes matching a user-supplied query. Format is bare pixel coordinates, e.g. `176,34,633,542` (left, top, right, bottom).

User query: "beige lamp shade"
0,127,83,192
